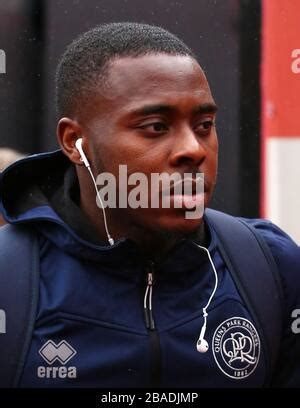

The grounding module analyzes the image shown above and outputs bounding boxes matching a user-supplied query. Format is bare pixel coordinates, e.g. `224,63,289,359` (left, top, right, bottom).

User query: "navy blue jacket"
0,151,300,387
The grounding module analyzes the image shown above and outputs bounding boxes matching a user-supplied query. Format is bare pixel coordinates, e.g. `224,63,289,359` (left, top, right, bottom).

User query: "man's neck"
80,196,207,261
130,222,207,262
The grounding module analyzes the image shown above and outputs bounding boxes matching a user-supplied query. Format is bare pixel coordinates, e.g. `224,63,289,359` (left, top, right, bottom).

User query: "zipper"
143,261,161,386
144,264,155,330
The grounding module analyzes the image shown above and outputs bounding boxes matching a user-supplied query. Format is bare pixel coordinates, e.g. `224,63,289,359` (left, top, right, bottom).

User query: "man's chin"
143,209,204,235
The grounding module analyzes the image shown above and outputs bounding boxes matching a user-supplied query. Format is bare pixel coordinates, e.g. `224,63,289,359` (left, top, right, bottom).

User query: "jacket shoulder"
238,217,300,313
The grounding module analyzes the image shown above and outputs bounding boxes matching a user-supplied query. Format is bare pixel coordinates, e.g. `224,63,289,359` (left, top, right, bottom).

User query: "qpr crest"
212,317,260,379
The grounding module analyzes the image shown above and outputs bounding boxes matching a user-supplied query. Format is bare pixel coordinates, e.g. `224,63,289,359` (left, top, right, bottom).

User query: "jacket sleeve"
250,219,300,387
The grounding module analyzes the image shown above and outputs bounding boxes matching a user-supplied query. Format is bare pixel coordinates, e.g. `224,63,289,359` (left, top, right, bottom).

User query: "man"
0,22,299,388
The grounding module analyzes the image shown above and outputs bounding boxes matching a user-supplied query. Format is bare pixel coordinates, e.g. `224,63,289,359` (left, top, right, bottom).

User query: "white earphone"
75,138,115,246
196,316,209,353
194,244,218,353
75,138,90,168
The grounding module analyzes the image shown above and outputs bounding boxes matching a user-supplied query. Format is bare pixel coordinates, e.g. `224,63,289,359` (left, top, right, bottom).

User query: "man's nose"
168,126,206,167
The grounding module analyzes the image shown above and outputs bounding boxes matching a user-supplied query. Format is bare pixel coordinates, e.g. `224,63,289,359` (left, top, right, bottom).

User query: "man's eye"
140,122,168,132
195,120,215,132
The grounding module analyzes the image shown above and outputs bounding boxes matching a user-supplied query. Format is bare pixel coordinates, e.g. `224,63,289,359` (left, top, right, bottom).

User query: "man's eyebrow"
129,104,174,116
192,103,218,115
128,103,218,117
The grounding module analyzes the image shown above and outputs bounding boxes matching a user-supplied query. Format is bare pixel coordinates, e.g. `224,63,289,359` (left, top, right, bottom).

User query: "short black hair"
55,22,196,118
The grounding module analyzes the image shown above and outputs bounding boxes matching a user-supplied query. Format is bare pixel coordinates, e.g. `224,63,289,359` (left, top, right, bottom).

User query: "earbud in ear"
75,138,90,168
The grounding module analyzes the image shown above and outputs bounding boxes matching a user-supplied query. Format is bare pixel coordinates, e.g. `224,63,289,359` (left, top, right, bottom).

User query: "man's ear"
56,117,88,165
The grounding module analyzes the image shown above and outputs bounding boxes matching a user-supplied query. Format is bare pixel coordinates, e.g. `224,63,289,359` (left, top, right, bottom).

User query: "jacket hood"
0,149,68,226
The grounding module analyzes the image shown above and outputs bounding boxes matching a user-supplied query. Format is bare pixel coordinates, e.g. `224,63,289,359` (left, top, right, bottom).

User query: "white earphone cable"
196,245,218,311
195,244,218,352
87,165,115,246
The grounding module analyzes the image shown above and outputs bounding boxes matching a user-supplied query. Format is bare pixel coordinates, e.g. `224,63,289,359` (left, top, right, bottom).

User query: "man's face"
83,54,218,235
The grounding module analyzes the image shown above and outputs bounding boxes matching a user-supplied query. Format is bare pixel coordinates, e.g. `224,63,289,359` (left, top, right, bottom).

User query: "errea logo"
38,340,77,379
39,340,76,364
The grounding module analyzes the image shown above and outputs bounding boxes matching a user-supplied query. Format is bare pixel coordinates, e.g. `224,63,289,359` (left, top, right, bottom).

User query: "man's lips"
171,193,205,209
158,177,207,210
161,177,206,196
